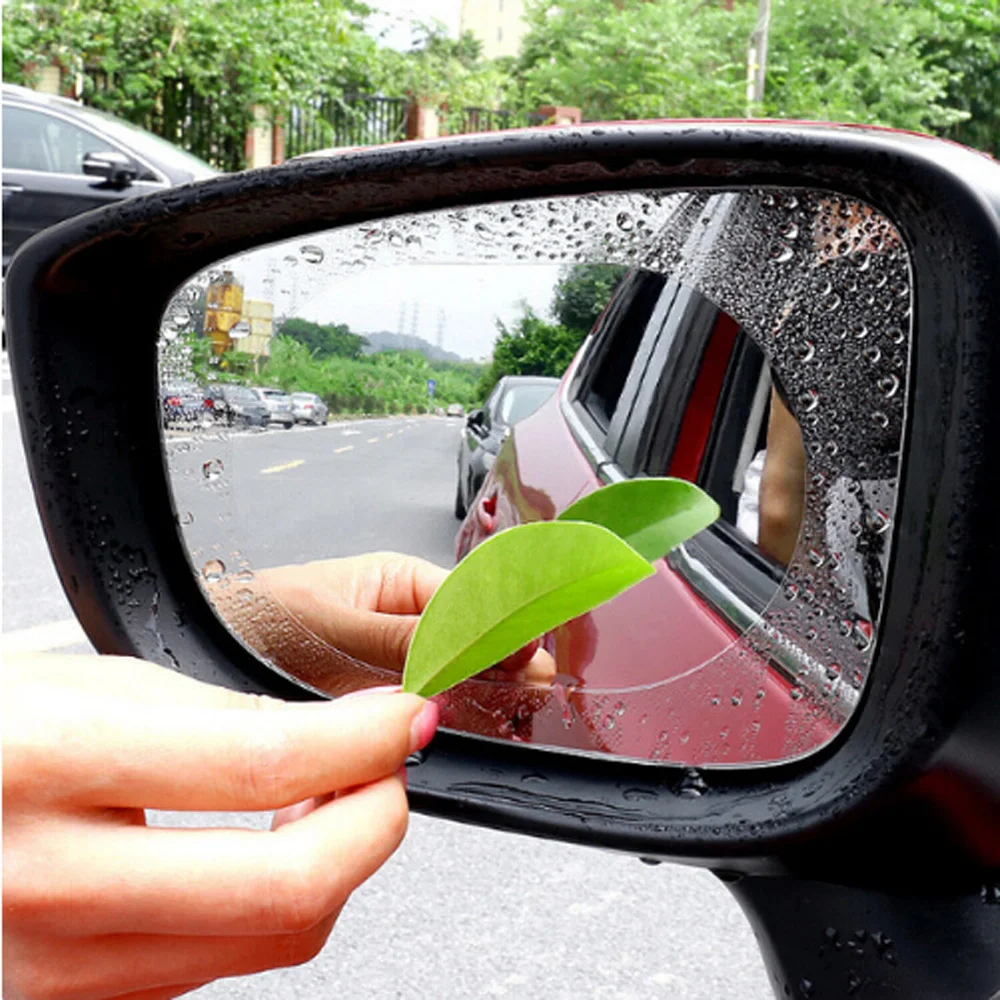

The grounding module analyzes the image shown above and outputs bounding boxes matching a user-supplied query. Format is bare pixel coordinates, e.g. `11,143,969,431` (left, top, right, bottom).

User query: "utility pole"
746,0,771,117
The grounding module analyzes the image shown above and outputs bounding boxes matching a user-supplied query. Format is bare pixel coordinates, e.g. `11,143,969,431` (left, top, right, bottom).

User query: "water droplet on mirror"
872,410,889,429
770,242,794,263
235,569,254,583
299,244,324,264
731,690,743,706
202,458,224,480
793,339,816,362
877,374,899,398
177,510,194,526
824,295,842,313
616,212,634,231
789,686,804,701
797,388,819,413
237,588,253,604
677,768,708,798
201,559,225,583
862,345,881,364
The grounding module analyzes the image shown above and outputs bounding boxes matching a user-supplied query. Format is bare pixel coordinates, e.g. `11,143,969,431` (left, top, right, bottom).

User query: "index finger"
8,659,437,811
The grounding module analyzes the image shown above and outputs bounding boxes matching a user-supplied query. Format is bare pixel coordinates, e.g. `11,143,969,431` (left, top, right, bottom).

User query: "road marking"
367,437,379,444
3,618,89,654
384,432,395,438
334,445,353,454
260,459,305,474
342,429,361,437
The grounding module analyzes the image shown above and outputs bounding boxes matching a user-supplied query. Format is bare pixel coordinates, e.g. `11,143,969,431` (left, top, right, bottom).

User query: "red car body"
452,263,845,766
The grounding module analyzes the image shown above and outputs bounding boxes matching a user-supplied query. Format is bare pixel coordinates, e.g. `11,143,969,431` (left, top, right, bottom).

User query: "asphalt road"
2,383,774,1000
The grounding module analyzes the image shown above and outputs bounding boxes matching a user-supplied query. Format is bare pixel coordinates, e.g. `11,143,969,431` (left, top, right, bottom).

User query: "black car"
203,384,270,429
160,381,208,428
454,375,559,518
2,84,217,271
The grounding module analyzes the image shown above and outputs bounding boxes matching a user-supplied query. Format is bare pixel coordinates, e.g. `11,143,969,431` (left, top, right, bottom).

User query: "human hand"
255,552,556,685
2,652,438,1000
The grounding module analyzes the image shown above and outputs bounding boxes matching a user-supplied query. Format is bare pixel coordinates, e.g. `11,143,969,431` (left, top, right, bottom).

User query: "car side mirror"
466,409,486,429
7,123,1000,999
82,150,138,187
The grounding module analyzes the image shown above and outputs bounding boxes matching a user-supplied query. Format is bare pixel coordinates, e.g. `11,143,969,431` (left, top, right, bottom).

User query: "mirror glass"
159,187,910,767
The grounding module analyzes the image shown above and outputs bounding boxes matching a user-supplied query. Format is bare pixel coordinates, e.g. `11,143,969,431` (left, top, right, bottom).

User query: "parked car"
160,381,208,428
446,402,465,417
454,376,559,519
2,83,217,271
203,383,269,428
291,391,328,425
251,387,295,429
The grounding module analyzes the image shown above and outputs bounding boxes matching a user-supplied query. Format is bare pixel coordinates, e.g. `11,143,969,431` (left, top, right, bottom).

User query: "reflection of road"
171,415,461,571
2,393,771,1000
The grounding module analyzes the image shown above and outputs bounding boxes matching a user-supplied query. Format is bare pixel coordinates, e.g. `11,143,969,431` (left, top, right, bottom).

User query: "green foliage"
262,336,482,415
402,477,719,697
917,0,1000,156
513,0,998,150
375,23,518,132
478,264,627,400
552,264,629,332
402,520,655,696
476,308,582,400
2,0,383,168
278,317,369,360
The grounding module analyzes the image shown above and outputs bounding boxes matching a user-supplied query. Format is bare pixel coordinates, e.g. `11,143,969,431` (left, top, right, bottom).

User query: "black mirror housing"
82,150,138,187
6,124,1000,900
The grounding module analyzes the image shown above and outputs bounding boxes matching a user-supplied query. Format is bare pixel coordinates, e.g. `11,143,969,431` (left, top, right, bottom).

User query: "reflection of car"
455,262,842,764
204,384,269,428
160,382,207,428
446,403,465,417
2,84,217,271
454,376,559,519
251,387,295,429
291,392,328,425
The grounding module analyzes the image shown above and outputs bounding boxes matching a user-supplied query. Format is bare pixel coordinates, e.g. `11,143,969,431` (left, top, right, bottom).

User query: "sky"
365,0,462,50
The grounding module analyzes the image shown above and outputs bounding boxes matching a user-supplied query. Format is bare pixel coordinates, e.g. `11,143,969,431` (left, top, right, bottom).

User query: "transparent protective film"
159,188,910,766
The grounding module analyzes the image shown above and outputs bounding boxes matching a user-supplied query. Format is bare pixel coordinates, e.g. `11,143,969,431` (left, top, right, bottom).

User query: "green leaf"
557,478,719,563
402,520,654,697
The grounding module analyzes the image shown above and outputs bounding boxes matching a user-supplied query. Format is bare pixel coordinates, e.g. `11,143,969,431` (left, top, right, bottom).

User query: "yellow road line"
334,445,353,454
367,437,379,444
261,459,305,475
3,618,89,654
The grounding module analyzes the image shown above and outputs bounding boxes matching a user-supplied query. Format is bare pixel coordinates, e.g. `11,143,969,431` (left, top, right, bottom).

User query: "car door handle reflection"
476,491,498,536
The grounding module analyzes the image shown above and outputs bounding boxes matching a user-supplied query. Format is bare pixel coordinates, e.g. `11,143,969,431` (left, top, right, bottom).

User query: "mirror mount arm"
725,874,999,1000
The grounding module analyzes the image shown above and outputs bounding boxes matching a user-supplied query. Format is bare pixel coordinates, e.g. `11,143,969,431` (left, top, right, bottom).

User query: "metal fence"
285,94,408,158
83,71,246,172
458,107,548,133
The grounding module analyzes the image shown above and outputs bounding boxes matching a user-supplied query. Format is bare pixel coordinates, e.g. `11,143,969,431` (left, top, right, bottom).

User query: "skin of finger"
4,913,339,1000
4,773,407,938
6,682,426,810
258,553,447,619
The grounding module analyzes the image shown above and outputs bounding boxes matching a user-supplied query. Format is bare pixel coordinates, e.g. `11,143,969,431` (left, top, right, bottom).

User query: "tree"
553,264,629,333
476,308,582,399
277,318,368,360
513,0,995,149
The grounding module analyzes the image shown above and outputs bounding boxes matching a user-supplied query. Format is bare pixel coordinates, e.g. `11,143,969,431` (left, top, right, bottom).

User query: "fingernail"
409,700,439,754
339,684,402,701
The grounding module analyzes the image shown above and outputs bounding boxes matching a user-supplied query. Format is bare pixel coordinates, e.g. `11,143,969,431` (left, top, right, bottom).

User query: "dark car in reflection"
2,84,218,272
454,375,559,519
204,384,269,429
160,381,208,428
